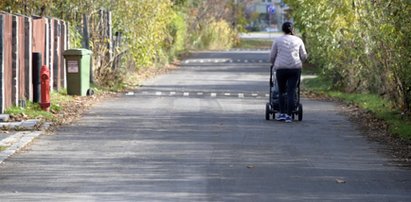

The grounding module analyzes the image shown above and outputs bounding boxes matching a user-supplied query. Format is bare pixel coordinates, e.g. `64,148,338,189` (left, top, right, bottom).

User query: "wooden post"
83,14,89,49
112,32,122,70
12,15,19,106
83,14,93,84
99,9,104,40
107,10,112,62
0,14,4,113
63,21,69,88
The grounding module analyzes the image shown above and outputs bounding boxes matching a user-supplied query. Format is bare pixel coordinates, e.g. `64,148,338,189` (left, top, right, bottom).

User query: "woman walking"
270,22,307,123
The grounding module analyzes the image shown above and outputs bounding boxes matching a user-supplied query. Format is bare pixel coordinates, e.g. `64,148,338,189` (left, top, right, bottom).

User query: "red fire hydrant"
40,65,50,111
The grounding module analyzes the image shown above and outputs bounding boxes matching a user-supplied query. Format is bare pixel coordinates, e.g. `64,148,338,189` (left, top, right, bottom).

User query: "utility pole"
232,0,237,29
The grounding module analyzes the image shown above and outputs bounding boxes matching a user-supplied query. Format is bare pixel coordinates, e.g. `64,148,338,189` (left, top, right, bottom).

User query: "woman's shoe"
276,114,287,121
285,115,292,123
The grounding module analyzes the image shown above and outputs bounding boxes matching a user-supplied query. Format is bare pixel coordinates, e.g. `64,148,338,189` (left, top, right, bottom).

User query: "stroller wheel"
265,103,270,120
298,104,303,121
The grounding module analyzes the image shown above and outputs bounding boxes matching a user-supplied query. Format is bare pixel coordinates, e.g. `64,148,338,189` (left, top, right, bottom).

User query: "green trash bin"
63,49,92,96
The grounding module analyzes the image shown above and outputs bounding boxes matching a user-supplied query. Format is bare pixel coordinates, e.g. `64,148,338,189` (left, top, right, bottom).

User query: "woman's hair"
282,22,294,35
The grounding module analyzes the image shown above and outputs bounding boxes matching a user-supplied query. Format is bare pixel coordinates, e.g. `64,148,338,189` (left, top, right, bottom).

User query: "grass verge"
0,145,7,152
4,89,96,124
303,77,411,141
234,38,273,49
5,101,55,121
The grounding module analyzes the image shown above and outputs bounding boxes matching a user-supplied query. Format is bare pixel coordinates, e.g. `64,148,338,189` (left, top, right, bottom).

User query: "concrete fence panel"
0,14,4,113
0,12,67,113
3,14,13,111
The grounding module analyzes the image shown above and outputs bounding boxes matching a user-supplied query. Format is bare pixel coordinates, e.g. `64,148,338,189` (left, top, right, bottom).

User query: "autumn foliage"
285,0,411,112
1,0,242,87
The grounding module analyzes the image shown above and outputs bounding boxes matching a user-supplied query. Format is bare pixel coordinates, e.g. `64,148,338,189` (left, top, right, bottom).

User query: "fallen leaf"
247,165,255,169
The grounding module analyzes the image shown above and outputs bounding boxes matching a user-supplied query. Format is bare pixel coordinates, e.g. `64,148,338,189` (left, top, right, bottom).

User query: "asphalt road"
0,50,410,201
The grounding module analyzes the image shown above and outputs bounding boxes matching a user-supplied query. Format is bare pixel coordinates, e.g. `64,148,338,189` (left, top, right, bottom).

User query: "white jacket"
270,35,307,70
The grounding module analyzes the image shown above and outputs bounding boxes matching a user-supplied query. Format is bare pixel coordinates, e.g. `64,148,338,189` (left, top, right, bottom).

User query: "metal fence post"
32,52,41,103
12,15,19,106
24,16,32,101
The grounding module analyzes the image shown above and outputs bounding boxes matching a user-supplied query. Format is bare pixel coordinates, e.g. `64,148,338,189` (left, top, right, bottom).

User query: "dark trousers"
276,69,301,115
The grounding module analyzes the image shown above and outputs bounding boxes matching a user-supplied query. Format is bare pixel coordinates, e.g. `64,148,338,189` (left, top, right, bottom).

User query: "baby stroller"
265,65,303,121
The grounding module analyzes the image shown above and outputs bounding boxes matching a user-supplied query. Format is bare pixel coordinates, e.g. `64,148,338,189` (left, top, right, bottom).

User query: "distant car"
265,27,278,32
245,25,260,32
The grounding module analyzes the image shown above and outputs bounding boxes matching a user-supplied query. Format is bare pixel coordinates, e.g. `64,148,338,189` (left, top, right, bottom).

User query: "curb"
0,131,43,164
0,119,41,129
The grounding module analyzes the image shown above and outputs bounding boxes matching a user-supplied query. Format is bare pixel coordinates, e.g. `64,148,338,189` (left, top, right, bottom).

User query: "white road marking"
140,90,271,99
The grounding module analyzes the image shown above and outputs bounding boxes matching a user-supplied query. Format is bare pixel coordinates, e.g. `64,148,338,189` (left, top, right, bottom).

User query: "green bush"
191,20,236,50
1,0,240,89
285,0,411,112
68,24,83,49
110,0,175,68
165,11,187,61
